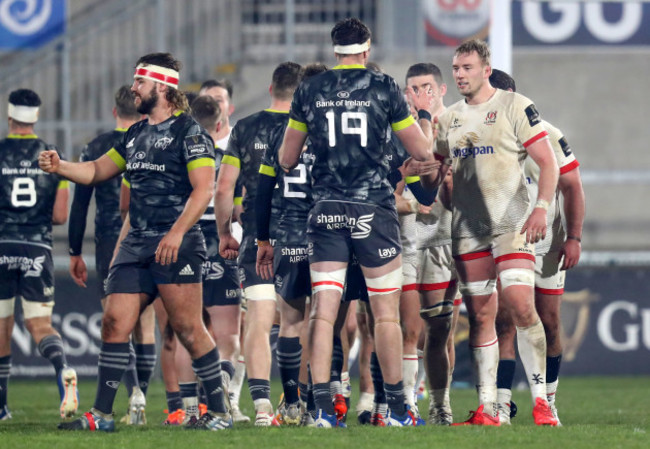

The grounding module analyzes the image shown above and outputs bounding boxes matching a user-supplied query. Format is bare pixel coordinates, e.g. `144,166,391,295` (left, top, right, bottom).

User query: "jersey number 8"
325,111,368,147
11,177,37,207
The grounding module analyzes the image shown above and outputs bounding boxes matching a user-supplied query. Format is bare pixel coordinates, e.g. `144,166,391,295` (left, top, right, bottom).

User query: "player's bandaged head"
8,88,41,124
331,17,372,55
133,52,182,89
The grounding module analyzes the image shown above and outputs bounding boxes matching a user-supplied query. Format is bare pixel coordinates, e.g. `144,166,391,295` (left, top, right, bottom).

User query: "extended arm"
39,151,122,185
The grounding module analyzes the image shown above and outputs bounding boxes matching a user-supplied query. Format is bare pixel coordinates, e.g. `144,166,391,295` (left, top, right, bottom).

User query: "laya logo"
155,137,173,150
484,111,497,125
351,213,374,240
377,247,397,259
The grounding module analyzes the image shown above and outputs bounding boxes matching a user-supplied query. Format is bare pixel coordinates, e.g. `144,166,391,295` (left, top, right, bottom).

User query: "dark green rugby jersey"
222,109,290,235
259,129,314,246
0,134,68,248
107,112,216,235
289,64,415,205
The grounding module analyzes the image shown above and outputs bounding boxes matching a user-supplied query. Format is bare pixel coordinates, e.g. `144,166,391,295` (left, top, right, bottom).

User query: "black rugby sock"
0,355,10,408
38,334,67,377
192,349,227,414
277,337,302,404
135,343,156,395
94,342,130,415
497,359,516,390
121,342,138,397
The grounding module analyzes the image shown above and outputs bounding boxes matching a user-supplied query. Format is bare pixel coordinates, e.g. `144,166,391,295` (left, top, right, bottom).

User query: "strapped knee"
365,267,403,296
458,279,496,297
310,268,347,295
499,268,535,290
0,297,15,319
420,300,454,319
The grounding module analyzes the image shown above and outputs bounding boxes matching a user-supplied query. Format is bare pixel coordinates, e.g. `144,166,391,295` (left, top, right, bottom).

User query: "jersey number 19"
325,111,368,147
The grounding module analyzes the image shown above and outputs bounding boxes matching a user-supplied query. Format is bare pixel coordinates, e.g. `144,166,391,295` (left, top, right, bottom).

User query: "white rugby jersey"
416,196,452,250
399,186,418,260
436,89,549,238
524,120,579,255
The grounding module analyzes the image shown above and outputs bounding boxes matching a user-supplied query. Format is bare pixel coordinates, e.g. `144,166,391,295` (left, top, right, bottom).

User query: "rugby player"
41,52,231,432
68,86,156,426
278,18,437,427
215,61,302,426
490,69,585,426
256,63,328,426
403,63,460,425
0,89,76,421
431,40,559,426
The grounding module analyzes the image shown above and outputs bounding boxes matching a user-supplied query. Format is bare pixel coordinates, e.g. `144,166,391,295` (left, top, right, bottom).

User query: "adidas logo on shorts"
179,264,195,276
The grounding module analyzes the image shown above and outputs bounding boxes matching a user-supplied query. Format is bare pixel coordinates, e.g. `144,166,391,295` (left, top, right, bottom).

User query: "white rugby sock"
429,388,449,409
356,391,374,413
497,388,512,406
416,349,426,393
230,355,246,406
516,321,548,402
547,380,559,404
471,339,498,416
402,354,418,407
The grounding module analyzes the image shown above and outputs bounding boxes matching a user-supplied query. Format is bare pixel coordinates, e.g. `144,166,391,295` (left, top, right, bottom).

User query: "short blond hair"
455,39,490,66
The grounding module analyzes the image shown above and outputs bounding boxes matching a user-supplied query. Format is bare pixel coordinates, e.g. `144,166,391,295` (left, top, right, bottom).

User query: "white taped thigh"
458,279,496,297
0,297,15,319
365,267,403,296
21,298,54,319
499,268,535,290
244,283,276,302
310,268,347,295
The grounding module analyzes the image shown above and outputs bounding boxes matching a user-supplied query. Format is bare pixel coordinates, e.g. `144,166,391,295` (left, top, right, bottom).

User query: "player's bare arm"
110,211,131,269
156,165,215,266
522,137,559,243
558,166,585,270
119,181,130,221
39,151,123,185
52,184,69,225
215,162,240,259
278,127,307,171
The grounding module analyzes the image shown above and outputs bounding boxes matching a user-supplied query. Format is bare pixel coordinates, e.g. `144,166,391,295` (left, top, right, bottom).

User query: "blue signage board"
0,0,66,49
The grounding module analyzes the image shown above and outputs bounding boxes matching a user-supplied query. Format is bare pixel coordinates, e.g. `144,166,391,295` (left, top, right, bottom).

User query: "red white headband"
8,103,39,123
334,39,371,55
134,64,179,89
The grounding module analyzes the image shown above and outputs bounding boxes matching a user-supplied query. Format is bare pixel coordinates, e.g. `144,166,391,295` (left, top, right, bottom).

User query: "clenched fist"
39,150,60,173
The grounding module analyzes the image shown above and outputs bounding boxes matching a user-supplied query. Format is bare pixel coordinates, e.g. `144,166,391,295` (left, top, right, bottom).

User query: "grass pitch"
0,376,648,449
